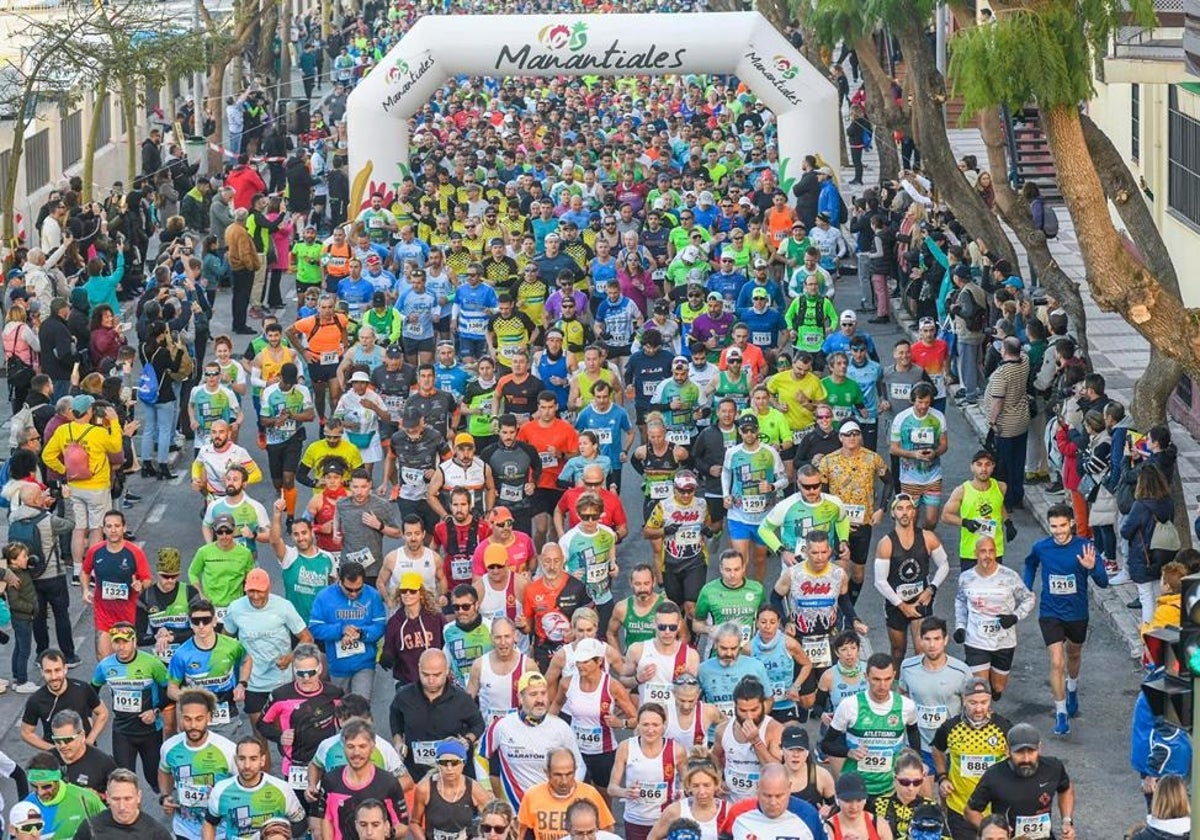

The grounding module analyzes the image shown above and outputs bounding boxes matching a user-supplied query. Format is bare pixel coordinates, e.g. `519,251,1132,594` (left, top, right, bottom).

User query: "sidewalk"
841,128,1187,658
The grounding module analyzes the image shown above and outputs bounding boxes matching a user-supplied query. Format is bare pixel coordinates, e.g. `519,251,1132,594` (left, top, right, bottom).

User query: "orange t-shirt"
517,419,579,489
766,206,797,245
517,781,614,840
293,315,348,362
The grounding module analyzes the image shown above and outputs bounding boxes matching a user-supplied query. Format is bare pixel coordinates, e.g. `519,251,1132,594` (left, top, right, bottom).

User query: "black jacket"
388,682,485,781
286,158,314,213
140,138,163,178
37,314,75,380
691,423,732,498
792,170,820,226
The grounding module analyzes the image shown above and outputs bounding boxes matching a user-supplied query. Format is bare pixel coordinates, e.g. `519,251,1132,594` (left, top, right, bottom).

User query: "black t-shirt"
61,747,118,795
496,374,544,420
966,756,1071,837
75,810,173,840
324,765,409,840
22,679,102,740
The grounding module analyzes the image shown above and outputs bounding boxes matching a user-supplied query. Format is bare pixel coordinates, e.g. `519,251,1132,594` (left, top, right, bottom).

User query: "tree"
198,0,263,169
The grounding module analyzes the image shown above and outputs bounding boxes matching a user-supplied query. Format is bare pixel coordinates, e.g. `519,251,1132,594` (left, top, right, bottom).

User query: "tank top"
721,718,769,802
828,812,881,840
959,478,1007,558
786,562,846,668
678,797,725,840
438,459,487,514
790,764,824,809
478,653,532,724
423,776,477,840
885,527,932,605
622,594,666,646
313,488,347,554
576,369,616,408
563,673,618,755
536,352,570,408
637,641,691,706
641,444,680,502
844,692,907,796
665,699,708,750
713,369,751,411
828,662,866,711
443,521,483,589
479,572,518,625
751,632,796,711
382,548,439,602
622,737,679,826
766,207,794,245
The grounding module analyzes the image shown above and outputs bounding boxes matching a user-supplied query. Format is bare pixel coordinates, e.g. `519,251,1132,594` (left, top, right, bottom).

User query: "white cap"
839,420,862,435
839,309,858,324
572,637,607,663
681,245,700,263
698,191,714,206
9,803,41,828
349,371,371,384
738,196,753,207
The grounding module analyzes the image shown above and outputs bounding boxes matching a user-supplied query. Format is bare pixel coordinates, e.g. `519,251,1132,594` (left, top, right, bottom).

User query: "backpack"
9,512,50,578
137,359,160,404
795,295,830,331
962,287,987,332
63,425,95,482
168,341,194,383
1041,203,1060,239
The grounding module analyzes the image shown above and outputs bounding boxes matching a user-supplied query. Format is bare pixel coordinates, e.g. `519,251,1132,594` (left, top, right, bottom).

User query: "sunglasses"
494,520,514,528
190,616,214,626
481,826,508,835
895,777,923,787
159,573,179,579
399,587,420,594
453,602,476,611
580,513,600,521
51,732,81,744
583,480,603,488
437,759,463,767
673,674,700,686
657,623,679,632
343,584,364,595
485,563,506,571
800,482,822,490
295,669,319,678
840,430,862,437
214,527,234,536
15,824,44,834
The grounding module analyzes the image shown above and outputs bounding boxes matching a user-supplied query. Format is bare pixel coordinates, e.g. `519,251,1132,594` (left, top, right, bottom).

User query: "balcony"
1104,0,1191,83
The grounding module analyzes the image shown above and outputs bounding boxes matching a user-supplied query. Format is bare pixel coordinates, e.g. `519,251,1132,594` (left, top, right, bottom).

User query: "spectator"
1121,465,1175,626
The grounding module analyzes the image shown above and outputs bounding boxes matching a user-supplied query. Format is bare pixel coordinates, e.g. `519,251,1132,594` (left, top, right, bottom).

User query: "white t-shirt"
731,808,815,840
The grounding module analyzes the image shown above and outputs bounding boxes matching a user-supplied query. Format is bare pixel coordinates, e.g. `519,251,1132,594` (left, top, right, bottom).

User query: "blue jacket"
1120,496,1175,584
817,181,842,226
82,251,125,314
308,583,387,677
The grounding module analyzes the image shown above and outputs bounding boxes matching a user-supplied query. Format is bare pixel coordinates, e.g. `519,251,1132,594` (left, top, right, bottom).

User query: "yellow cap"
517,672,547,694
398,571,424,592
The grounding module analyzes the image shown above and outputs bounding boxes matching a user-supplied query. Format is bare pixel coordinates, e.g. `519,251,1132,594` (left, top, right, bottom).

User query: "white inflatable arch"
346,11,839,211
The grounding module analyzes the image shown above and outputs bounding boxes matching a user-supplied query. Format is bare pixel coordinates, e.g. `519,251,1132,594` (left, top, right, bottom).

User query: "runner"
711,676,783,803
931,677,1012,840
941,449,1012,571
720,414,787,581
897,616,973,783
749,604,813,725
605,565,667,649
624,602,701,708
158,690,237,840
643,472,714,615
80,511,151,658
889,382,949,530
873,494,950,666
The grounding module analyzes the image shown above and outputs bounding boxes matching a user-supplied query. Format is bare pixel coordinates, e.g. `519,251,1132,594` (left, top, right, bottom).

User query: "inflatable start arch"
346,11,840,211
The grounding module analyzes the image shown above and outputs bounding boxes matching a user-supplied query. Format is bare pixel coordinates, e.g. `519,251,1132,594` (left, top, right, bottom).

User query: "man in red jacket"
225,154,267,211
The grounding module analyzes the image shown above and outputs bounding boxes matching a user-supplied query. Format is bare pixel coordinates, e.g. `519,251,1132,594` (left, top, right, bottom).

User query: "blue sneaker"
1054,712,1070,736
1066,689,1079,718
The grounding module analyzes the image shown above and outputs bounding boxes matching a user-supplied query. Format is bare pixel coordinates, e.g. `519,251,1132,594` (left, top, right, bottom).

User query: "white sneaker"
1108,569,1132,586
13,682,38,694
0,678,10,694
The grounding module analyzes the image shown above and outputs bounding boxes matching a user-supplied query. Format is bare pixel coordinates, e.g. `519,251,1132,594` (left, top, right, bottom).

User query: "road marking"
147,503,167,524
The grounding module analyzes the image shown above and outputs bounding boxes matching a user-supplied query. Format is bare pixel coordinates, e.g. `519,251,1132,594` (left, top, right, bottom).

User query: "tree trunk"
2,80,35,246
256,0,278,79
82,81,109,205
855,34,904,183
892,16,1019,271
121,79,137,184
207,60,227,171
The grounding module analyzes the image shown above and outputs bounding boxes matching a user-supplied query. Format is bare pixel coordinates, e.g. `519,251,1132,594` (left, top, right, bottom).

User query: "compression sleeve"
929,544,950,588
873,557,903,606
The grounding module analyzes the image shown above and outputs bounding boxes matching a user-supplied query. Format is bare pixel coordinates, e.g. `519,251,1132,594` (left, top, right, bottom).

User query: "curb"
890,308,1144,659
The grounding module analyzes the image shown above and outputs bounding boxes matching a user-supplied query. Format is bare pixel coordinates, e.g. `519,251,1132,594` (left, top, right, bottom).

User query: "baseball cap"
212,513,236,532
436,740,468,761
483,543,509,570
751,287,769,300
108,622,136,640
681,245,700,262
518,672,547,693
454,432,476,447
752,256,768,268
349,371,371,384
706,291,723,303
157,547,181,574
836,772,869,801
489,506,514,524
972,449,996,464
402,408,423,429
672,355,690,368
738,196,753,207
399,571,424,591
571,637,607,663
839,309,858,324
1007,722,1041,751
697,190,714,206
737,413,760,430
386,344,404,359
244,568,271,593
726,347,742,361
9,803,42,829
782,727,810,750
839,420,862,435
818,165,834,176
816,211,831,223
673,471,699,491
71,394,95,415
962,676,992,697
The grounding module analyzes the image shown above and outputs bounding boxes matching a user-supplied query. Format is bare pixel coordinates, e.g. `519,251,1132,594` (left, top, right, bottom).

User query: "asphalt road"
0,277,1148,836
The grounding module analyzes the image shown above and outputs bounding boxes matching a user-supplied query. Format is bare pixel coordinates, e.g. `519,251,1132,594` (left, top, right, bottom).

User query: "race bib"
666,429,692,445
637,782,669,804
802,634,832,668
642,381,658,397
741,495,767,514
101,581,129,601
909,426,935,446
573,724,604,752
412,740,438,767
649,482,671,500
212,702,231,725
319,351,340,365
1013,813,1052,839
595,428,613,445
401,467,424,486
971,615,1002,637
960,754,995,779
844,504,866,525
792,428,811,445
889,382,913,402
895,582,924,602
382,394,405,416
727,770,759,793
345,547,376,568
112,690,142,714
586,562,609,584
644,683,673,704
860,749,893,772
675,525,702,547
288,765,309,789
214,607,228,624
802,331,822,348
500,483,523,502
751,331,772,346
916,704,949,729
451,557,473,580
178,783,208,807
1048,574,1077,596
832,406,852,422
716,701,735,719
978,519,998,538
336,638,366,658
539,451,558,468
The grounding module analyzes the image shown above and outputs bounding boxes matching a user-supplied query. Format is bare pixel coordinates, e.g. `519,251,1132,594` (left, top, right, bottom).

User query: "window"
1168,85,1200,227
61,110,82,169
97,100,111,146
1132,84,1141,163
24,129,50,194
